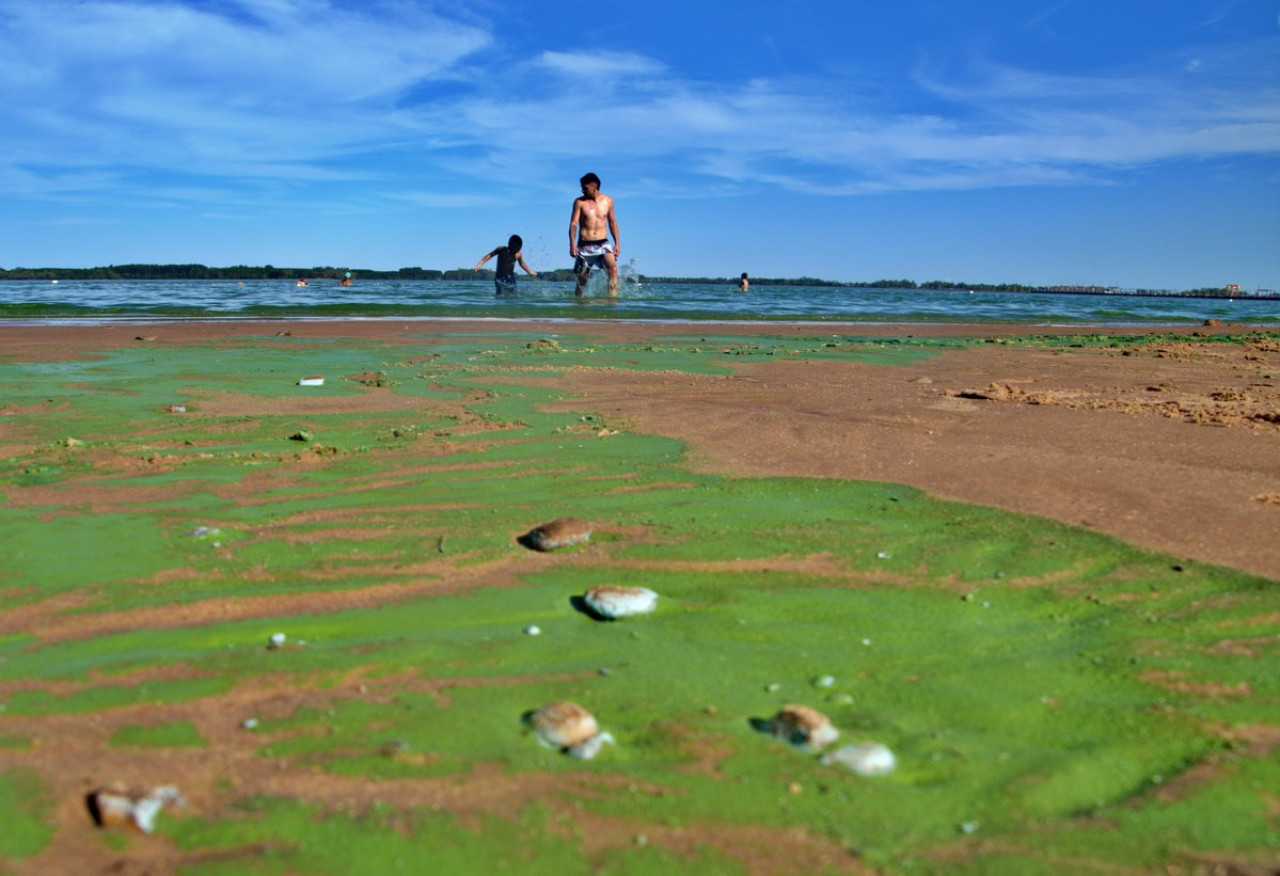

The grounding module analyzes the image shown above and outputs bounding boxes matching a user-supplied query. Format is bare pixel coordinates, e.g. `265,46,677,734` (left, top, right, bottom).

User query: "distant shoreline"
1,266,1275,300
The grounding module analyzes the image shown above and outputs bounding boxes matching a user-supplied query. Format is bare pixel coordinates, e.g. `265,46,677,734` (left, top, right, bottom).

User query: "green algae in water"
171,799,740,876
110,720,208,748
0,768,55,859
0,508,178,603
1,676,232,715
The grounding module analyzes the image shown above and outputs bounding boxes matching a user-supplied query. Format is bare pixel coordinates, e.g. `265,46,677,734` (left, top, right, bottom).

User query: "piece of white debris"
88,785,185,834
820,742,897,776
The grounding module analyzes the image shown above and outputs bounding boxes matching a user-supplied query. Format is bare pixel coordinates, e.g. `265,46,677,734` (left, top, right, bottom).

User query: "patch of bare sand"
1,661,870,876
544,335,1280,581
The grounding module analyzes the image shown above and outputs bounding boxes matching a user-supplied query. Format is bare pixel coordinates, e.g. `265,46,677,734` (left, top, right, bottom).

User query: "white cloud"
2,0,1277,210
534,50,666,79
0,0,491,194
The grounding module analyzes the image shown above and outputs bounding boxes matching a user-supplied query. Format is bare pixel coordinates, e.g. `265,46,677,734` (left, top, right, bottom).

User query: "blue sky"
1,0,1278,289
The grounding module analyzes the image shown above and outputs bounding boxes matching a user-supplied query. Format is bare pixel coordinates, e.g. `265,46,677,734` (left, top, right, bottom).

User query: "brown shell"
531,701,600,750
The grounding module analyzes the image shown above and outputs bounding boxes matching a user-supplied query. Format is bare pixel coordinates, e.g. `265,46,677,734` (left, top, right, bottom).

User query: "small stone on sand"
520,517,592,551
583,586,658,619
529,701,615,759
769,705,839,752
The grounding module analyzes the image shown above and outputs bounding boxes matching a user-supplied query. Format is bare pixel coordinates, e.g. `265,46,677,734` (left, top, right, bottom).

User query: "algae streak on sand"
0,330,1275,875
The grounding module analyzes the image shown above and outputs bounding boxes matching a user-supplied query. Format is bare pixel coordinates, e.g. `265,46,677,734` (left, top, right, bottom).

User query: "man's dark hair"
508,234,523,251
580,172,601,187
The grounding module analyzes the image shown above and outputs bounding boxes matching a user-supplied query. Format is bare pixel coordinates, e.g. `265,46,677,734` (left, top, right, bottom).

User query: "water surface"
1,278,1275,326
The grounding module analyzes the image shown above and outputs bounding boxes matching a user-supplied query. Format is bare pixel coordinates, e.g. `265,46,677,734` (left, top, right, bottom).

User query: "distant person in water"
569,172,620,297
738,272,749,293
339,272,353,287
474,234,538,296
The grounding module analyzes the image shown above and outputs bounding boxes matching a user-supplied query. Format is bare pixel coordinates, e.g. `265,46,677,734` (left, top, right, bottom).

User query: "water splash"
619,259,642,289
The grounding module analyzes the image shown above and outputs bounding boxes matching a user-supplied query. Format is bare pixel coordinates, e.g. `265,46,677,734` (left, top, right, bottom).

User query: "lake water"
1,278,1276,326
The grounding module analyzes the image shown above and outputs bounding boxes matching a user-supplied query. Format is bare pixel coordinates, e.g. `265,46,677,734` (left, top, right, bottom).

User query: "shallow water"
1,277,1276,325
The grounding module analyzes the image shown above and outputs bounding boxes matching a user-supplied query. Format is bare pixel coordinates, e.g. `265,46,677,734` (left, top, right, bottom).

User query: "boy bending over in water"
475,235,537,296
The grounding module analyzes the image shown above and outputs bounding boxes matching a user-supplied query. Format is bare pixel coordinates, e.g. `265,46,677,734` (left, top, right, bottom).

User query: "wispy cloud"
0,0,490,196
2,0,1278,210
419,40,1280,197
533,50,666,80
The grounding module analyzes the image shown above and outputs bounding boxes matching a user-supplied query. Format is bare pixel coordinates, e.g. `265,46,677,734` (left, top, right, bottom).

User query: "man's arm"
569,199,583,257
607,200,620,255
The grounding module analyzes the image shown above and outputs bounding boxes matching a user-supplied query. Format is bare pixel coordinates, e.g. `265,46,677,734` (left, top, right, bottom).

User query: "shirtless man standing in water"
569,172,621,297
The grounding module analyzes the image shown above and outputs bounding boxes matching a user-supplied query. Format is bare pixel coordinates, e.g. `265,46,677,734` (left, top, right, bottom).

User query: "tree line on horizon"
0,264,1264,299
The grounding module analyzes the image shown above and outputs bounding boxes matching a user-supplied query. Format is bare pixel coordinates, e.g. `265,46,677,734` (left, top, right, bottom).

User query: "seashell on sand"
583,586,658,619
88,785,185,834
529,701,615,760
769,705,839,752
520,518,591,551
820,742,897,776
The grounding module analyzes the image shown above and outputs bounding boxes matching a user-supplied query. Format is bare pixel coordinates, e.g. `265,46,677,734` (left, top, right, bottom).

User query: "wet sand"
4,319,1276,580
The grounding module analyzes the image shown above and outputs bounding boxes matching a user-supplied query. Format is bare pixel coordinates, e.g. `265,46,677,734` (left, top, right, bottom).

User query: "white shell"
583,586,658,619
91,786,185,833
821,743,897,776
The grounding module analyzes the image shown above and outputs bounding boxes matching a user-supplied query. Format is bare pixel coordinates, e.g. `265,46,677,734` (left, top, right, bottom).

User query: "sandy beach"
0,319,1276,875
5,319,1276,579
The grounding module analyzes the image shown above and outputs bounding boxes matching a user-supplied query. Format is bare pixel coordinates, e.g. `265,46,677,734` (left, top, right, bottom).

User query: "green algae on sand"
0,331,1276,875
